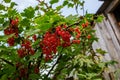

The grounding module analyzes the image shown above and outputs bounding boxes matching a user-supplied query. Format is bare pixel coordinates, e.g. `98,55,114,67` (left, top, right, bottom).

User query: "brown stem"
0,58,14,66
90,45,98,64
52,64,70,80
37,0,50,9
46,54,62,77
67,20,81,29
37,53,43,68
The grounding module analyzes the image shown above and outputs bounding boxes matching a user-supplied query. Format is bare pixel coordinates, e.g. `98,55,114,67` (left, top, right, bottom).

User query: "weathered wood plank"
104,19,120,59
105,0,120,13
96,20,120,68
107,13,120,46
94,24,112,61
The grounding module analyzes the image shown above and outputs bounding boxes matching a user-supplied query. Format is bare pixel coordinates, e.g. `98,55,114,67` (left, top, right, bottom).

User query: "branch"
89,45,98,64
37,53,43,68
0,58,14,66
67,20,81,28
37,0,51,9
52,64,70,80
46,54,62,77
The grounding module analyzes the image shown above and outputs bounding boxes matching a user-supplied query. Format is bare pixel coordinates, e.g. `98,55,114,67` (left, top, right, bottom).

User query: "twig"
37,0,50,9
67,20,81,28
37,53,43,68
52,64,70,80
0,58,14,66
46,54,62,77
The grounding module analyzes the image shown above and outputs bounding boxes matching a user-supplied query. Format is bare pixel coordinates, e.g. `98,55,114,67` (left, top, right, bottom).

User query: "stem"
82,1,85,17
52,64,70,80
46,48,63,77
90,45,98,64
37,0,50,9
0,58,14,66
46,54,62,77
67,20,81,28
37,53,43,68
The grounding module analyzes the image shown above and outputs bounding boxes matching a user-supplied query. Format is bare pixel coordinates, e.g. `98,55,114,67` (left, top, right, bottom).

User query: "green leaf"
63,1,68,6
21,7,35,19
29,74,41,79
68,3,74,8
29,50,41,61
105,60,118,66
0,34,14,41
4,0,11,3
0,46,13,53
66,15,78,24
50,0,59,4
95,15,104,22
38,23,52,31
25,29,40,37
0,4,5,10
56,5,63,11
32,39,40,47
20,18,30,26
35,15,49,24
10,2,17,8
3,21,9,28
96,48,107,55
8,9,18,17
0,74,8,80
0,18,4,24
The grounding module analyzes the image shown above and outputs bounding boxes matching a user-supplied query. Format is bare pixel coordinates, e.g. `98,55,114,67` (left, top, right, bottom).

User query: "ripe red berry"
41,32,60,55
41,26,72,60
11,18,19,26
7,37,15,46
87,34,91,39
17,49,25,58
34,67,39,74
21,40,31,49
76,33,81,39
17,40,35,58
45,55,53,61
82,22,89,28
15,78,20,80
32,34,37,41
16,62,22,68
72,40,80,44
30,48,35,55
62,42,71,47
74,27,80,33
19,68,27,77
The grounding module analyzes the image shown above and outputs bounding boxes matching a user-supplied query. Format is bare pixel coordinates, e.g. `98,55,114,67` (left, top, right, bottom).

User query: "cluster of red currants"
17,40,35,58
72,27,81,44
14,62,39,80
82,21,89,28
4,18,19,46
40,25,82,61
40,31,60,61
81,21,91,39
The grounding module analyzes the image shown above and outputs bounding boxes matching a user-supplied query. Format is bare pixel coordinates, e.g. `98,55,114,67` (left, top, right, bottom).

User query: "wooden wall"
93,13,120,80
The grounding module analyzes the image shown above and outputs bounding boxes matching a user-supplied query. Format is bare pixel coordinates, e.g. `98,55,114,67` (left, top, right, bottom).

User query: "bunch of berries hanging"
4,18,19,46
40,25,82,61
40,32,60,61
17,40,35,58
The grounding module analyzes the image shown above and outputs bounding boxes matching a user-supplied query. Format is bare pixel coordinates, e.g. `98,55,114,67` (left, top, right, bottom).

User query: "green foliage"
0,0,116,80
96,48,107,55
0,4,5,10
21,6,35,19
50,0,59,4
4,0,11,3
10,2,17,8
